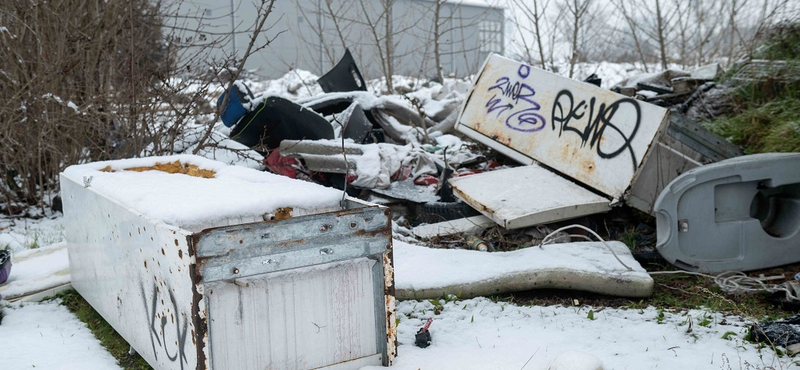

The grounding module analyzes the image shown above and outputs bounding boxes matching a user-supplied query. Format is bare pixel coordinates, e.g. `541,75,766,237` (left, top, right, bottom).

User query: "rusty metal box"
60,155,396,370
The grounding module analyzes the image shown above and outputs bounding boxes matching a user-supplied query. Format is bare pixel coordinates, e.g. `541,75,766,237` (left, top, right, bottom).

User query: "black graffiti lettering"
551,89,641,170
142,282,190,369
142,284,161,360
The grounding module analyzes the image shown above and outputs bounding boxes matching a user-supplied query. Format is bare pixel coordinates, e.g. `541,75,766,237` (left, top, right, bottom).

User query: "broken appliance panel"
61,155,396,370
456,54,669,200
453,54,669,227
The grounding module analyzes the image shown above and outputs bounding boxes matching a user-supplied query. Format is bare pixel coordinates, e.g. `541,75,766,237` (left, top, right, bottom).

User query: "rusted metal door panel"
456,54,669,199
449,165,611,229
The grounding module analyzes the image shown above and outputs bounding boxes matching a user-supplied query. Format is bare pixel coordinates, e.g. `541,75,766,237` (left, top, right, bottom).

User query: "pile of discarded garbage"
217,50,800,299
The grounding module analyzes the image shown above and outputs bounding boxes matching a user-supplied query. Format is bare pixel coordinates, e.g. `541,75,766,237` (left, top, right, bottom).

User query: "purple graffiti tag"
506,108,546,132
518,64,530,78
484,63,547,132
485,94,513,118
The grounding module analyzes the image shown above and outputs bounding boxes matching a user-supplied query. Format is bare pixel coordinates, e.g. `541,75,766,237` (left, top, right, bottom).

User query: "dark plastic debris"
583,73,601,87
341,103,373,144
415,318,434,348
229,96,334,150
317,48,368,93
0,250,11,285
750,315,800,347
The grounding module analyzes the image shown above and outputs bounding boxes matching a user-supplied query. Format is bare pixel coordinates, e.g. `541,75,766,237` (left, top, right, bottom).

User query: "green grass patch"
753,21,800,61
705,95,800,154
52,289,152,370
648,272,790,320
705,21,800,154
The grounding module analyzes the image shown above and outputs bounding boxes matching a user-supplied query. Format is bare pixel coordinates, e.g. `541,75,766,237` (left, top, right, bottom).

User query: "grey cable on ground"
649,270,800,303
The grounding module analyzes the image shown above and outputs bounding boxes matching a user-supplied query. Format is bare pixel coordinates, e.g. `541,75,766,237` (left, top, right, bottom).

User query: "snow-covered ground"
1,64,796,370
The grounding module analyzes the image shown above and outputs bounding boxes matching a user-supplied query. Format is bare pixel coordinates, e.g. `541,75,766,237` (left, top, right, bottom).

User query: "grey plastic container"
654,153,800,272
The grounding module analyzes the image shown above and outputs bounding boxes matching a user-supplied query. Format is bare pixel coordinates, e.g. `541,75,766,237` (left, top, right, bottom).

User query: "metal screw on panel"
232,267,240,274
678,219,690,232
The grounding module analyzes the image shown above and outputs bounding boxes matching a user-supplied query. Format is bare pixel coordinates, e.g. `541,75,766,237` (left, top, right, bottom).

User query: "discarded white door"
454,54,670,227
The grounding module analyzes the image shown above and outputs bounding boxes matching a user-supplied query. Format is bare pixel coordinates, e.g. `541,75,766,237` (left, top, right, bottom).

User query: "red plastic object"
265,149,299,178
414,174,439,186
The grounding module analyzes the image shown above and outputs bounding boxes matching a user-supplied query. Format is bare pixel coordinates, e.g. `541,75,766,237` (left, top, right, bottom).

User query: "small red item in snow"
391,165,412,181
414,174,439,186
453,169,482,177
421,317,433,332
265,149,299,178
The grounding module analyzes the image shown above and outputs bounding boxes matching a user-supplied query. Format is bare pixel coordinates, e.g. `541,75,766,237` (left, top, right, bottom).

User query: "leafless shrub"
0,0,274,215
0,0,168,214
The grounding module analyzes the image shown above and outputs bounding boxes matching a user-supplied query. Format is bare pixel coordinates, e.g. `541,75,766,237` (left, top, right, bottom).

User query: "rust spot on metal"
239,239,243,244
174,239,179,246
278,239,304,247
161,248,165,256
333,207,367,217
187,235,197,258
143,260,147,269
178,250,183,259
188,236,208,370
383,249,397,365
274,207,293,221
320,224,333,232
120,160,216,178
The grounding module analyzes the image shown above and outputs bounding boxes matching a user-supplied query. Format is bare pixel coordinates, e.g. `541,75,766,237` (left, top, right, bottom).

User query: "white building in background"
167,0,504,80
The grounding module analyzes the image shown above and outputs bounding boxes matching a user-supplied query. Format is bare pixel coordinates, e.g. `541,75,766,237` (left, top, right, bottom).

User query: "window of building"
479,20,502,54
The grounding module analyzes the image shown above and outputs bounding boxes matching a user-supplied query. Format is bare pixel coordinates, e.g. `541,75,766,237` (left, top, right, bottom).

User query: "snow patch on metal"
61,154,343,232
449,165,611,229
456,54,669,199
